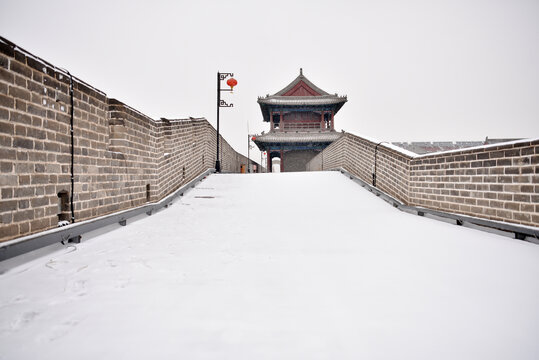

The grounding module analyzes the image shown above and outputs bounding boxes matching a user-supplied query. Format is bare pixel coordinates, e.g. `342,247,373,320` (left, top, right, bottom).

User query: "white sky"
1,0,538,158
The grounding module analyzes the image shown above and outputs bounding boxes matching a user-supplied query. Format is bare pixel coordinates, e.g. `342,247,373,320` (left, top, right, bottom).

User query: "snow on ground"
0,171,538,360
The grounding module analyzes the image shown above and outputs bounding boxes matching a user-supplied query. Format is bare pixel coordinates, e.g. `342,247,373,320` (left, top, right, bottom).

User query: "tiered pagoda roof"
257,69,347,122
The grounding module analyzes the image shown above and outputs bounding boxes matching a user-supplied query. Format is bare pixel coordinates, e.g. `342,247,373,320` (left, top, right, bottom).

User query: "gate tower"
253,69,347,172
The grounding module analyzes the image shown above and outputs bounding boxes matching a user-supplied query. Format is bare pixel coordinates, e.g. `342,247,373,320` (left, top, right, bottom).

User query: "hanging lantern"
251,136,256,141
227,78,238,91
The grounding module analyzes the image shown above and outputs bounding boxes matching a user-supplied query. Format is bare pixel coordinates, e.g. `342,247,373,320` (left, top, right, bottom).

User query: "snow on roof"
257,95,347,106
254,131,343,143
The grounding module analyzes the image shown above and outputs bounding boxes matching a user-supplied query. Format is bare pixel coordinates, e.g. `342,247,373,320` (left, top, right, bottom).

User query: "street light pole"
216,72,221,172
215,72,235,173
247,134,250,173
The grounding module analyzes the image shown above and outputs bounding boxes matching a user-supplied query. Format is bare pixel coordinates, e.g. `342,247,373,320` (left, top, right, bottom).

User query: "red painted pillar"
320,110,325,129
267,153,272,173
270,111,274,131
280,150,284,172
280,111,283,132
331,110,334,130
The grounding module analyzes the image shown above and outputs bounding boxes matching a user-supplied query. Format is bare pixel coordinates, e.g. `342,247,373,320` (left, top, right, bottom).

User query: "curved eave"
254,140,337,152
253,132,343,151
258,95,347,106
258,97,347,122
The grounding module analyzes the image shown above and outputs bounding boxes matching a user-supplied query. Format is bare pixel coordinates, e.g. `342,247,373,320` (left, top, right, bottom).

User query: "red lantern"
227,78,237,90
251,136,256,141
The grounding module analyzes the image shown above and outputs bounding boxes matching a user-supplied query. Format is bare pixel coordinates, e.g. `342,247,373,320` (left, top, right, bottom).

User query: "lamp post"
215,72,237,172
247,135,256,173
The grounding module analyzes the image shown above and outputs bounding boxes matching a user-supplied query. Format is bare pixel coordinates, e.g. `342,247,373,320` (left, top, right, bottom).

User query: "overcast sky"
1,0,538,158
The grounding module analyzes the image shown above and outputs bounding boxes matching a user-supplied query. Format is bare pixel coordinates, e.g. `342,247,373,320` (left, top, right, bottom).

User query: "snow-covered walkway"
1,171,538,359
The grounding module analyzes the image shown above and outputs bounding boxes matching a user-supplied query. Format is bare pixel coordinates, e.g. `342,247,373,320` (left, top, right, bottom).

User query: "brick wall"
409,141,538,225
0,37,249,242
306,134,348,172
307,133,539,227
307,133,410,203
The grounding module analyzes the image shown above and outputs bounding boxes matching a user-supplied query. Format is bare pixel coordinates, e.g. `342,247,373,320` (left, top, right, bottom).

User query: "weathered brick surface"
307,133,538,227
307,133,410,203
0,37,249,242
409,141,539,226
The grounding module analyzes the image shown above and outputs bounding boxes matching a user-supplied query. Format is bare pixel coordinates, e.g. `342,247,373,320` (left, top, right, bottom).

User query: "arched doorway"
267,151,284,173
272,157,281,173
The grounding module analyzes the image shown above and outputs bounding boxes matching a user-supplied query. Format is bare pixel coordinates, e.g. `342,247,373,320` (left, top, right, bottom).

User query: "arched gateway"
253,69,347,172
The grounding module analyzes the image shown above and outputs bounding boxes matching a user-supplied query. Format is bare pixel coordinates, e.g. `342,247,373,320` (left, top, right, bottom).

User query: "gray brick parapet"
307,133,538,227
0,37,250,242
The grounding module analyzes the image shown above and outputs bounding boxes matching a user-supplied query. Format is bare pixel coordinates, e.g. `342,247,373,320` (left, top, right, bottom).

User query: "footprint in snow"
115,278,131,289
9,311,39,331
45,319,80,342
65,279,88,298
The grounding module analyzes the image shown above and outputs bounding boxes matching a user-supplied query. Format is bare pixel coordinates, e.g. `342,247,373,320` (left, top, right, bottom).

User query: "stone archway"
267,151,284,173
